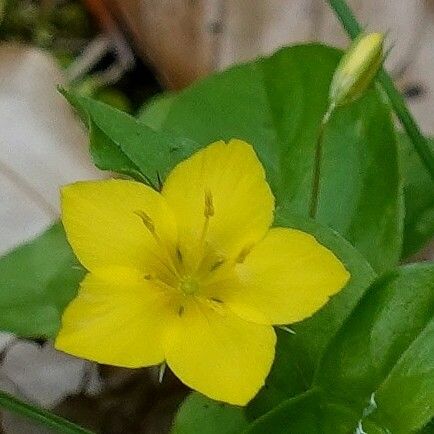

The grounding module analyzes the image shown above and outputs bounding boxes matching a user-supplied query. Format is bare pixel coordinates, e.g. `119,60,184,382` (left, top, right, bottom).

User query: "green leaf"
315,263,434,433
138,44,403,273
61,88,199,187
246,390,386,434
398,133,434,258
420,419,434,434
138,93,177,131
0,223,84,338
171,393,248,434
247,213,376,418
246,264,434,433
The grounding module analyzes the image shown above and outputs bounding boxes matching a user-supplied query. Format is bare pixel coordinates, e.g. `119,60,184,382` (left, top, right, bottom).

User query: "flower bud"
329,32,385,107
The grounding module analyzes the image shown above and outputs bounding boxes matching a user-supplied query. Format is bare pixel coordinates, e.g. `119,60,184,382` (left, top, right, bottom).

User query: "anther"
210,258,225,271
204,190,214,218
134,210,155,233
176,247,183,264
209,297,223,304
178,305,185,317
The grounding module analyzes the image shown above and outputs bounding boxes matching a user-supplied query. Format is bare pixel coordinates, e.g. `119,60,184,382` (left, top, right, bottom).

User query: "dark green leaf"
0,223,84,338
246,390,386,434
398,133,434,258
61,88,199,187
419,419,434,433
138,44,403,273
171,393,248,434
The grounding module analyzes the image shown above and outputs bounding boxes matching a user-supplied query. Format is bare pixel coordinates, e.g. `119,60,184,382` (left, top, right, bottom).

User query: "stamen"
176,247,183,264
209,297,224,304
198,190,215,260
178,305,185,316
145,274,176,293
210,258,225,272
204,189,214,217
134,210,180,278
236,244,253,263
134,210,155,234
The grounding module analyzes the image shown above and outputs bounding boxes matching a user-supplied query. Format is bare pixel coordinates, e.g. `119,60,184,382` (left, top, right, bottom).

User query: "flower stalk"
309,104,335,219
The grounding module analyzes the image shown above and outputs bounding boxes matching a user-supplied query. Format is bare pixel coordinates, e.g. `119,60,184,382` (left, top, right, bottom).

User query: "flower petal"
162,140,274,264
216,228,350,325
55,268,176,367
61,179,177,273
164,301,276,405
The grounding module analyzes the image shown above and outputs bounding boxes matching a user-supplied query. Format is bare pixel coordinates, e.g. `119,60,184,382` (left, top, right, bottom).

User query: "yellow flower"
55,140,349,405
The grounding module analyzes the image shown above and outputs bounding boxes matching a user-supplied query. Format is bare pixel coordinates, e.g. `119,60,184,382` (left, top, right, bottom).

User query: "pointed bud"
329,32,385,107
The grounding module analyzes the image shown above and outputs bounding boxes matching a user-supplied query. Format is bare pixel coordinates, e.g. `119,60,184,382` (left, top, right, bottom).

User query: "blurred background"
0,1,433,432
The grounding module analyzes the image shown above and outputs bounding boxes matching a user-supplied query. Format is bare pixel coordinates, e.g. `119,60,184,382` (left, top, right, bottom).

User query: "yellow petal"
217,228,350,325
55,268,176,367
164,301,276,405
162,140,274,265
61,179,177,273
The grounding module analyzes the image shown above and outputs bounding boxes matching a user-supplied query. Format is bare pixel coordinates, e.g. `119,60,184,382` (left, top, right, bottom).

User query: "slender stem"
327,0,434,181
0,390,95,434
310,104,334,218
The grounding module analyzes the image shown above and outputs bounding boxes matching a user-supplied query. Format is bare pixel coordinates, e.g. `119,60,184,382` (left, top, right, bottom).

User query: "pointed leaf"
61,88,199,187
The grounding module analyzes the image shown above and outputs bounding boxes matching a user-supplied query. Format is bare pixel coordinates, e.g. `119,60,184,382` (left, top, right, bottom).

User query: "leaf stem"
310,104,335,218
0,390,95,434
327,0,434,181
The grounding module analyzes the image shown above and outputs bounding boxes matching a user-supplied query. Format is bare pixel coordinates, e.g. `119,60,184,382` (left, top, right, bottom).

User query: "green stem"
327,0,434,181
0,390,95,434
310,104,334,218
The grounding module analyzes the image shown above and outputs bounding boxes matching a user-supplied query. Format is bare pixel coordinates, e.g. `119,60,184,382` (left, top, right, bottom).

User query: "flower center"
179,277,200,295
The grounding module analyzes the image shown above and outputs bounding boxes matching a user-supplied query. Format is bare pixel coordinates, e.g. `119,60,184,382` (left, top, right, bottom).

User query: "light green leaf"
0,223,84,338
172,393,248,434
61,88,199,188
398,133,434,258
139,44,403,273
138,93,177,131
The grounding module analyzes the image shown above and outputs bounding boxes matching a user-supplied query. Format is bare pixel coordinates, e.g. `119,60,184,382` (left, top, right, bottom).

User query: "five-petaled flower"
55,140,350,405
